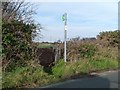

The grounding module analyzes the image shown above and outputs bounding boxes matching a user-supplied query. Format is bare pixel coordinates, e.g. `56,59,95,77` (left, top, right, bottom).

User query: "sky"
32,1,119,42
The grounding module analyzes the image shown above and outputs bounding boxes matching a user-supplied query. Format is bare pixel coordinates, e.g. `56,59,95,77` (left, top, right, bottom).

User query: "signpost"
62,13,67,62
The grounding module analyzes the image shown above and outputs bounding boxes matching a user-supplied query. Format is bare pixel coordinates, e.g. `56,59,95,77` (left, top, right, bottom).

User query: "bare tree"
2,0,37,23
2,0,42,40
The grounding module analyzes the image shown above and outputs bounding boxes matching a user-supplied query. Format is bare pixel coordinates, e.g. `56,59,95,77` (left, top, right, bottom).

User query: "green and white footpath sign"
62,14,65,21
62,13,67,63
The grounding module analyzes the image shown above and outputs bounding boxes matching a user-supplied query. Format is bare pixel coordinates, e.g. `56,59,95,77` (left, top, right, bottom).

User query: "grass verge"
2,58,119,88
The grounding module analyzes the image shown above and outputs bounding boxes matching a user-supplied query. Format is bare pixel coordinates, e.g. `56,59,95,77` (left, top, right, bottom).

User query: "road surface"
41,70,120,88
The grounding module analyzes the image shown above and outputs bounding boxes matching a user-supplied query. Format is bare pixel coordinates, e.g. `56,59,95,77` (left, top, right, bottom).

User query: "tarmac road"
41,70,120,88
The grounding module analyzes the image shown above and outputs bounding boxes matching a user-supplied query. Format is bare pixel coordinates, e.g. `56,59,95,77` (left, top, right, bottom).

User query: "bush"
98,30,119,47
2,20,36,72
78,44,97,58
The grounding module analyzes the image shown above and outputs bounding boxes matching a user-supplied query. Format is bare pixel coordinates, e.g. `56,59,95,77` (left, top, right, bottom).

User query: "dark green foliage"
78,44,97,58
2,20,36,72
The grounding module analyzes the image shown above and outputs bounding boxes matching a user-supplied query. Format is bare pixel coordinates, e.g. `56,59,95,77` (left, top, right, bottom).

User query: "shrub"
78,44,98,58
98,30,119,47
2,20,36,72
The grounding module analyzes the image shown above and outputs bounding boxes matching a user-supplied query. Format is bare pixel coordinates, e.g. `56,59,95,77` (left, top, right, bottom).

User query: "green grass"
51,58,119,83
2,59,119,88
2,66,48,88
2,63,62,88
37,44,54,48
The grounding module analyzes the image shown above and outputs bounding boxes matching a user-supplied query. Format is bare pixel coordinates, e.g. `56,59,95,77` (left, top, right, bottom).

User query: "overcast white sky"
31,1,119,42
